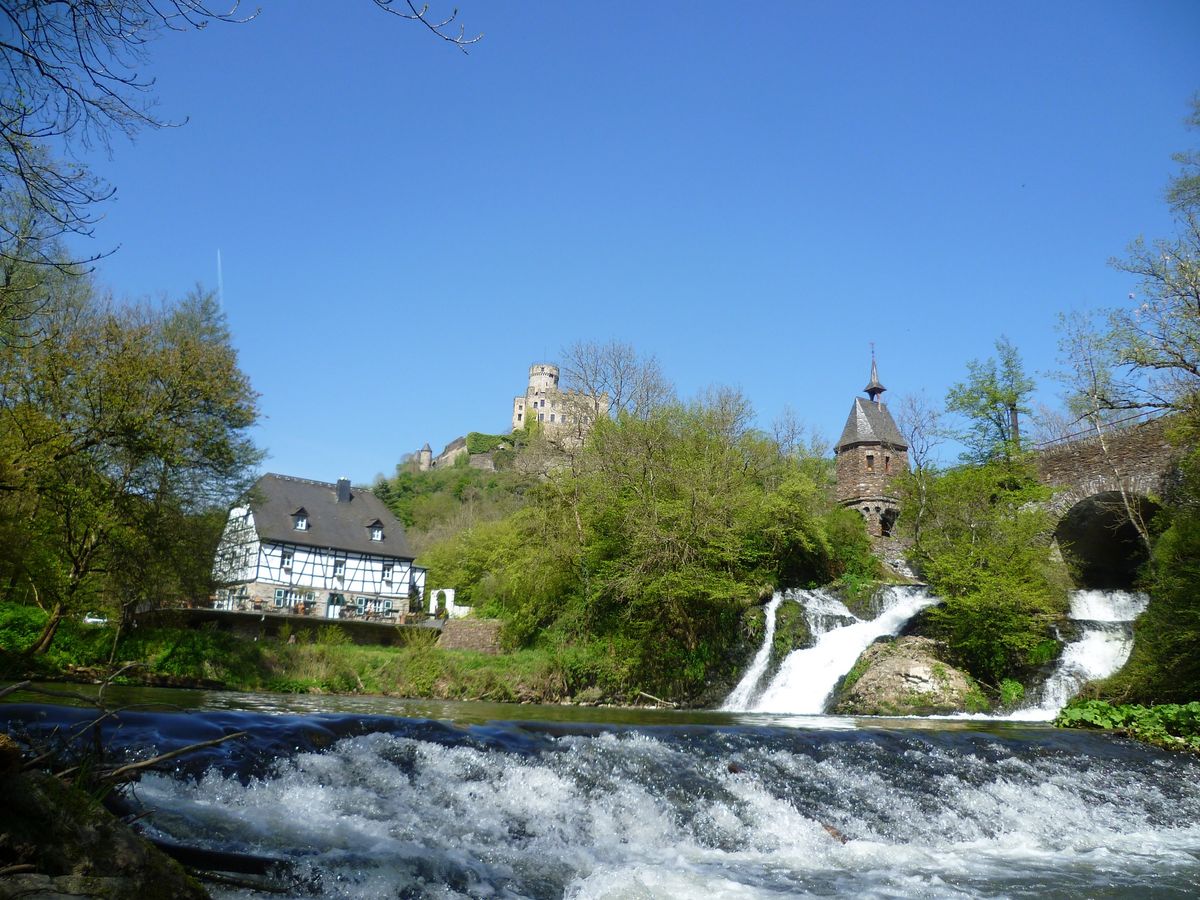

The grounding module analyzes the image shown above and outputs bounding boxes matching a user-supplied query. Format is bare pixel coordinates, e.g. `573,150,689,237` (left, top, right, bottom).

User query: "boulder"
830,636,978,715
0,769,208,899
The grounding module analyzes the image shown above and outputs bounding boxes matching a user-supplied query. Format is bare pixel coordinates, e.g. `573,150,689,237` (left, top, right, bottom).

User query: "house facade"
212,474,426,620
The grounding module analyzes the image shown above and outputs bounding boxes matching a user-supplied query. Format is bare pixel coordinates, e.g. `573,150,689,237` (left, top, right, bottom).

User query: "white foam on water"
136,723,1200,899
747,586,937,714
720,593,787,711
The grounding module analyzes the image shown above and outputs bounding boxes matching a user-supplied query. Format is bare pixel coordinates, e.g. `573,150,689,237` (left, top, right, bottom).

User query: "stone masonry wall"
1034,416,1181,515
836,444,908,505
438,619,503,654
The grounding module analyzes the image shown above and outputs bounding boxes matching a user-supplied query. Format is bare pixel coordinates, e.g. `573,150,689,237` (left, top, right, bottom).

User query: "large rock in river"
830,636,977,715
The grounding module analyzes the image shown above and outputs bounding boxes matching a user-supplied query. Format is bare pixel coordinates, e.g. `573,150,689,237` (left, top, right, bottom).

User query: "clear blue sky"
72,1,1200,484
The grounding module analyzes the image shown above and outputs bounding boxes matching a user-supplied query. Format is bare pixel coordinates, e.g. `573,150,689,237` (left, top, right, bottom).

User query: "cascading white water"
721,593,787,711
1012,589,1149,720
724,586,937,715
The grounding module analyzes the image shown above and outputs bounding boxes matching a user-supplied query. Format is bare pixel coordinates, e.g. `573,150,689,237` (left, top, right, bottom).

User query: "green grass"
0,602,637,704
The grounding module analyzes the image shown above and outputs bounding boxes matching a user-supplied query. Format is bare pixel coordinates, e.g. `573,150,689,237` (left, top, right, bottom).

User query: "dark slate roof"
248,474,414,559
836,398,908,451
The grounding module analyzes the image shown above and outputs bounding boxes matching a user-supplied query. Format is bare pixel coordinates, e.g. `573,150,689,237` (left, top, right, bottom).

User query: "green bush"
1056,699,1200,752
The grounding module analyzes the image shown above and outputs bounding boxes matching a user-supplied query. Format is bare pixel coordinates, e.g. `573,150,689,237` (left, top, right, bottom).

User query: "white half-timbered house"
213,474,426,620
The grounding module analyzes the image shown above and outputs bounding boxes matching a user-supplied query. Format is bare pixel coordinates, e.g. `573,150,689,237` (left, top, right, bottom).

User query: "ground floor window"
274,588,315,609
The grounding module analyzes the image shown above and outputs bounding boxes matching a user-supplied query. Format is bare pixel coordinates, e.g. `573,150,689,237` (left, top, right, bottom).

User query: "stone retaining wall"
438,619,503,654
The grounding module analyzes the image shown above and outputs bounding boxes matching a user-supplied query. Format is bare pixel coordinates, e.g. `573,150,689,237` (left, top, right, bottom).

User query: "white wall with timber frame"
213,507,427,618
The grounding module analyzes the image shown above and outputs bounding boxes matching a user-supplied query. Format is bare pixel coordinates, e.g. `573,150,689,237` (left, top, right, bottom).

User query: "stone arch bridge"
1034,415,1181,588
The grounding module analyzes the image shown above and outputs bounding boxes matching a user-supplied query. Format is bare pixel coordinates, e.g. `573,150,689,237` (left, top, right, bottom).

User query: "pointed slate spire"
863,351,886,402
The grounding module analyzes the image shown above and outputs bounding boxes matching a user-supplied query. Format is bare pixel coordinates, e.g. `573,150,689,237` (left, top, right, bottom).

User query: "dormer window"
292,507,309,531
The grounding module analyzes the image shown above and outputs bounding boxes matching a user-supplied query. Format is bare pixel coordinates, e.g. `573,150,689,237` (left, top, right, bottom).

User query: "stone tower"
835,357,909,538
417,443,433,472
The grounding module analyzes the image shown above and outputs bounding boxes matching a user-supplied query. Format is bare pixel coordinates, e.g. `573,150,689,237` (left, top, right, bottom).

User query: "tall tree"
0,278,260,653
945,336,1035,463
559,339,674,422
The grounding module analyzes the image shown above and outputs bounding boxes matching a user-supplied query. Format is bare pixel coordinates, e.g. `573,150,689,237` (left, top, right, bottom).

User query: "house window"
294,515,308,531
538,413,544,422
371,525,383,542
333,559,345,579
280,549,292,569
540,399,545,407
866,454,875,472
382,562,393,581
550,414,555,423
274,587,305,607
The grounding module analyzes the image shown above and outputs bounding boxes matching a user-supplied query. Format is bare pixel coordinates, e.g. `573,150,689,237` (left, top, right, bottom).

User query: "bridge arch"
1053,490,1158,590
1035,417,1178,590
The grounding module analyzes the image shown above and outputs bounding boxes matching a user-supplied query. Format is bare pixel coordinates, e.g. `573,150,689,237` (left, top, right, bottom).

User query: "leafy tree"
0,274,260,654
900,457,1069,686
945,337,1035,463
421,388,877,700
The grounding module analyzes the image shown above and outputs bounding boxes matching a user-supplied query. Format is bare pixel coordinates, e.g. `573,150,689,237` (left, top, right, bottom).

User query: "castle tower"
834,356,909,538
528,363,559,393
417,443,432,472
513,363,561,431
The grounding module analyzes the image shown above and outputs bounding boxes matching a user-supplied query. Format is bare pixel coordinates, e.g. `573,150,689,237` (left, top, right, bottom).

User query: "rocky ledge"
830,636,976,716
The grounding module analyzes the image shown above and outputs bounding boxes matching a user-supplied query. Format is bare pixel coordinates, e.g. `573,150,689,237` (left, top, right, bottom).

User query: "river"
3,682,1199,898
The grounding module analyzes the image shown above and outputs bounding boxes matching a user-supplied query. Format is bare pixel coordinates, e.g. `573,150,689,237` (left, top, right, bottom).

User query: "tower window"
884,455,891,473
866,454,875,472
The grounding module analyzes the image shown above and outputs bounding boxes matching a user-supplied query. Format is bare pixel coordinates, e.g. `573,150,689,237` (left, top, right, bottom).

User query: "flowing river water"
2,587,1198,898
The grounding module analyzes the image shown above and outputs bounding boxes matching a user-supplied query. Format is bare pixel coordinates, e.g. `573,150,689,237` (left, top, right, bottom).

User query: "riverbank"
0,604,676,706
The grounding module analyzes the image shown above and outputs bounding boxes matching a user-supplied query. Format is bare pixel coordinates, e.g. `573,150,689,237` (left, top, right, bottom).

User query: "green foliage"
1056,699,1200,753
1095,446,1200,703
417,394,876,701
0,254,261,656
999,678,1025,707
945,337,1035,463
316,625,352,646
373,459,533,553
465,432,509,455
900,457,1070,685
963,682,991,713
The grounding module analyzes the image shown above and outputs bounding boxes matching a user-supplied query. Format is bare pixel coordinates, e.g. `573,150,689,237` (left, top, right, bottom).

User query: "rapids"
3,691,1199,899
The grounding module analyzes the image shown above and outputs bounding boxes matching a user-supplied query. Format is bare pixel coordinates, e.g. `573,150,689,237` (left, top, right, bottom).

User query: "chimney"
336,477,351,503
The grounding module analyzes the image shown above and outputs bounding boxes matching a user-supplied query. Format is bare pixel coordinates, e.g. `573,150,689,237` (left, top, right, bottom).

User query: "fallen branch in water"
637,690,676,708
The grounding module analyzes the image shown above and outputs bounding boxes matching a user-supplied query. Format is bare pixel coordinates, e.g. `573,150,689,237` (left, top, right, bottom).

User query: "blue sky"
71,1,1200,483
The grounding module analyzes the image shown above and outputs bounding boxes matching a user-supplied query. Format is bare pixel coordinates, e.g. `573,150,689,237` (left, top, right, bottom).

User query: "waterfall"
721,593,787,711
1014,589,1149,720
723,585,936,715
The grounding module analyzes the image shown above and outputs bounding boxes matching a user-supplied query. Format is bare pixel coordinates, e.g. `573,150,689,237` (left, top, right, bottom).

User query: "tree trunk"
26,602,64,655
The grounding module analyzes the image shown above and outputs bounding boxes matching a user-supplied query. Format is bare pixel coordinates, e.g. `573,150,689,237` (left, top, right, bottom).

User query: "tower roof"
864,357,886,399
836,397,908,451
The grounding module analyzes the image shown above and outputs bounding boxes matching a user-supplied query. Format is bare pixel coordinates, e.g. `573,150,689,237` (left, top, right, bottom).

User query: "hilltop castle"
834,358,909,539
511,362,605,444
415,362,607,471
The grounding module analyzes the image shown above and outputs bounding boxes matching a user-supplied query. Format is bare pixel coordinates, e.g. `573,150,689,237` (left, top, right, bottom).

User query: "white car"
82,612,108,625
